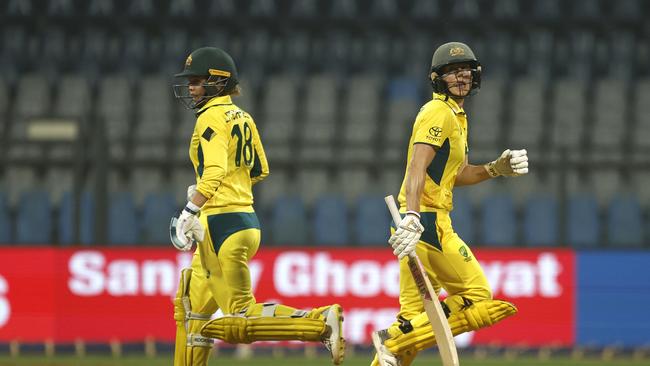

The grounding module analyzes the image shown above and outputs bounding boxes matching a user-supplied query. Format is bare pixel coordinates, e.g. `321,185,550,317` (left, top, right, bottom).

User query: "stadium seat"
607,194,643,247
356,195,391,246
58,191,95,245
384,78,418,160
523,193,559,247
270,196,309,245
591,79,626,150
450,191,475,244
313,195,349,245
16,190,52,244
480,194,517,246
465,76,504,148
142,192,177,244
550,78,587,149
509,78,545,149
108,192,139,245
0,192,11,243
567,193,600,248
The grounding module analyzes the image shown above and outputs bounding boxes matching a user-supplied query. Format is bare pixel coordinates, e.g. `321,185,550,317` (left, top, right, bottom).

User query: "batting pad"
200,315,326,343
386,299,517,354
173,268,214,366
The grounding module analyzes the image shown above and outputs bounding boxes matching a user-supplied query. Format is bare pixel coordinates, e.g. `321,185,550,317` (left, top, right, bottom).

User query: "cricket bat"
385,195,460,366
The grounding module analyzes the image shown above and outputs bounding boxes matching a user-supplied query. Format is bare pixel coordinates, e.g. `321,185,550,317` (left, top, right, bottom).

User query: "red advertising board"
0,247,574,346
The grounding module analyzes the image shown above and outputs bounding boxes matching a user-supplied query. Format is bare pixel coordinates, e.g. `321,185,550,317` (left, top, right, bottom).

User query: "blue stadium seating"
523,193,559,246
142,192,178,244
481,194,517,246
355,195,391,246
108,192,139,244
567,193,600,247
0,193,11,243
58,191,95,245
313,195,349,245
270,196,309,245
607,194,643,247
450,191,475,244
387,77,419,101
16,190,52,244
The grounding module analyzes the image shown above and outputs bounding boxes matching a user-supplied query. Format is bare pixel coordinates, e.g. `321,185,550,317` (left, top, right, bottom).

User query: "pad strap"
261,303,277,317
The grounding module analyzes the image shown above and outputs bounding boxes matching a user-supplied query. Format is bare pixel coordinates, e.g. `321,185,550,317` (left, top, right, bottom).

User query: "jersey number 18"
231,122,253,168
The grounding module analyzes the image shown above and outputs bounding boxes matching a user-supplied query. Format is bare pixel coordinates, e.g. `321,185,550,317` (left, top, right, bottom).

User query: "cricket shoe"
372,329,400,366
322,304,345,365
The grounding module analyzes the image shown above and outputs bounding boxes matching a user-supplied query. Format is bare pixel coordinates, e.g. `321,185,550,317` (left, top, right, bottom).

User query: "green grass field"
0,355,647,366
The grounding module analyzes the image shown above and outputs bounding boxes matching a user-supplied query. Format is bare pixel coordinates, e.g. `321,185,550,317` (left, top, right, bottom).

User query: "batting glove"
169,202,205,251
484,149,529,177
388,211,424,260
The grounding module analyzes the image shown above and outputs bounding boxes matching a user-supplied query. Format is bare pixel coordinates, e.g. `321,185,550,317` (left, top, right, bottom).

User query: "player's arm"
389,143,435,259
249,120,269,185
405,143,437,212
454,155,491,186
170,116,228,251
194,118,228,200
389,108,452,259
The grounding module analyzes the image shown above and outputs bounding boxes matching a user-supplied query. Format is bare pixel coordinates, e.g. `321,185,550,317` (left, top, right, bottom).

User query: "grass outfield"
0,355,648,366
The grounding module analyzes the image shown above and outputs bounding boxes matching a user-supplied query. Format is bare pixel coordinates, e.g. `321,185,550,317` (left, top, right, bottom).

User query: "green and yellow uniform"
174,96,339,366
396,92,491,313
371,93,516,365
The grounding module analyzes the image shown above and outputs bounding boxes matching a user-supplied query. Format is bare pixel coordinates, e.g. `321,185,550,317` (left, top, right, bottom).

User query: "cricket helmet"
173,47,239,109
430,42,481,97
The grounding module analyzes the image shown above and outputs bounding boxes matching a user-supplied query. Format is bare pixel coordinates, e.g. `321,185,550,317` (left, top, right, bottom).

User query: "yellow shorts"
195,210,261,315
396,209,492,319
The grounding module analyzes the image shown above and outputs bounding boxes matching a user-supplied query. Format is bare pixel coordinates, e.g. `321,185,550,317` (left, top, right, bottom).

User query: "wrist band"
406,210,421,219
184,201,201,215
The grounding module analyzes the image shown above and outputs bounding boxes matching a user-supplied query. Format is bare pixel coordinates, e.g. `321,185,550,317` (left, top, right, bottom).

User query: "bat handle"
384,195,402,225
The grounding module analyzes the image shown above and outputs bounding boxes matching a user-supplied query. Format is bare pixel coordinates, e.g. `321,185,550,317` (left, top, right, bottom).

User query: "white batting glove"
388,211,424,260
169,202,205,251
186,184,197,202
484,149,529,177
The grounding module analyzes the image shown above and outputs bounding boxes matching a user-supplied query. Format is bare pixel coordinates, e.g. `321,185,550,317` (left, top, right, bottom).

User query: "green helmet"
173,47,239,109
430,42,481,97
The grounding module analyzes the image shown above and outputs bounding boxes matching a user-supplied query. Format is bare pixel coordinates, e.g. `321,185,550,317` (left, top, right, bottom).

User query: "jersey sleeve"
411,103,453,148
248,118,269,185
195,112,229,199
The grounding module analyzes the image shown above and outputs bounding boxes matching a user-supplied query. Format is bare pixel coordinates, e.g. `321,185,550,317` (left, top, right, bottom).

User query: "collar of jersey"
432,92,465,115
196,95,233,115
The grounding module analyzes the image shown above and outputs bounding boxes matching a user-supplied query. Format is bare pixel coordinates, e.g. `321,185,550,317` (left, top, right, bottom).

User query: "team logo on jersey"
202,126,215,141
459,245,472,262
429,126,443,137
450,47,465,57
185,55,192,67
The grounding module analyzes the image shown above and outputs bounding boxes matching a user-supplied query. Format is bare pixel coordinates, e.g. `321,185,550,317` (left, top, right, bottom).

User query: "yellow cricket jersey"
398,93,468,212
189,95,269,215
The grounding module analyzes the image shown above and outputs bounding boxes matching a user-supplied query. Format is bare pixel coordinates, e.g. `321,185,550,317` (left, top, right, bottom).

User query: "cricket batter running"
169,47,345,366
372,42,525,366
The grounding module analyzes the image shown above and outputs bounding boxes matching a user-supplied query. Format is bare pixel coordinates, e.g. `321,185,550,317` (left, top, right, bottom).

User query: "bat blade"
385,195,460,366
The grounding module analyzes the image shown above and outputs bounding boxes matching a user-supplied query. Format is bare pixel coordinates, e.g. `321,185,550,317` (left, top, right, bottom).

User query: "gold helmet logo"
185,55,192,67
450,47,465,57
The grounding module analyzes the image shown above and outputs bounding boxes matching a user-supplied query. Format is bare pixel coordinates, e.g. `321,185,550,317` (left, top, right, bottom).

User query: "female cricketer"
169,47,345,366
372,42,527,366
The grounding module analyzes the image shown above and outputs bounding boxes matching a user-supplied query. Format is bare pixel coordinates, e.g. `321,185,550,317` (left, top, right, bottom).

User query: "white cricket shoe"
372,329,401,366
322,304,345,365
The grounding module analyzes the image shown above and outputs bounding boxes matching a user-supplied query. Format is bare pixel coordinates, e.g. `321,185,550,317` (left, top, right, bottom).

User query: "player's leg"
173,251,219,366
383,212,517,355
370,227,427,366
196,213,345,364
